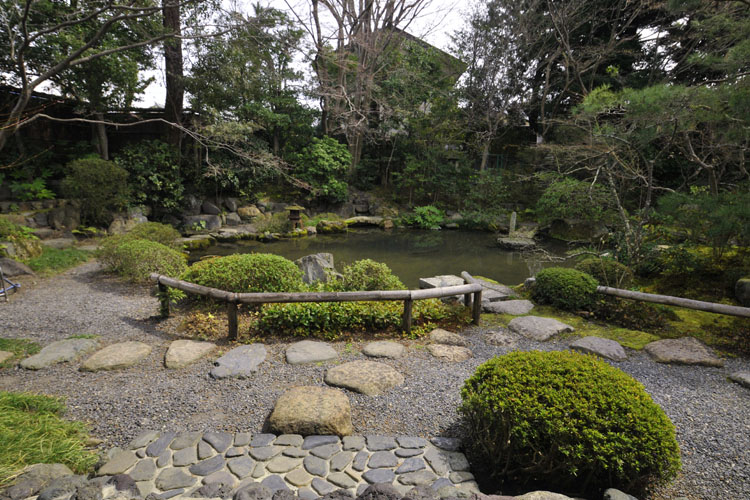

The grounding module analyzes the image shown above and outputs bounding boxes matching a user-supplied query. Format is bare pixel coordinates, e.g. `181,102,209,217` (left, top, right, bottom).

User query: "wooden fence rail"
150,272,483,340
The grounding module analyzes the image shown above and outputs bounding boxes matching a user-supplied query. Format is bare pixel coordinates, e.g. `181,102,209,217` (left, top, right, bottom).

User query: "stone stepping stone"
362,341,404,359
325,360,404,396
644,337,723,367
508,316,574,341
164,340,215,369
209,344,267,379
97,449,137,476
428,328,468,347
484,328,520,347
570,336,626,361
427,344,472,362
483,299,535,316
285,340,338,365
80,341,151,371
268,386,353,436
729,371,750,389
477,278,518,301
0,350,15,364
21,338,98,370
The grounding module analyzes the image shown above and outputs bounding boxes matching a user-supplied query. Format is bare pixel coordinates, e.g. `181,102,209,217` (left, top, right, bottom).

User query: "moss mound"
181,253,304,293
532,267,598,311
575,257,634,288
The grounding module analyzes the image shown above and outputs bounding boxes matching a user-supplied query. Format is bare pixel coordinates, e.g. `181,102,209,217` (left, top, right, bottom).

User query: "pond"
191,229,570,288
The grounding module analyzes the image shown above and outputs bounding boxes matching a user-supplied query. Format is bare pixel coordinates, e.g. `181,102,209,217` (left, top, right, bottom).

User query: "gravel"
1,261,749,499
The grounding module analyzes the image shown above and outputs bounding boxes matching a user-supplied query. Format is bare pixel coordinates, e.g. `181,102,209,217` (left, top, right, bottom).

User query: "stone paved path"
100,432,478,499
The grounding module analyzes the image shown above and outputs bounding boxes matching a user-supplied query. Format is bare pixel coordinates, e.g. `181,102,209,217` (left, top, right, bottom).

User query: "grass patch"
0,392,97,486
0,339,40,368
26,247,91,276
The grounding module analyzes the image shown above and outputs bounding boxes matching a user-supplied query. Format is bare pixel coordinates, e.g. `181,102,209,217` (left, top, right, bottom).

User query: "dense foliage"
575,257,634,288
289,137,350,204
181,253,304,293
340,259,405,291
61,157,130,226
459,351,681,496
535,177,616,226
97,238,186,281
127,222,181,248
532,267,598,311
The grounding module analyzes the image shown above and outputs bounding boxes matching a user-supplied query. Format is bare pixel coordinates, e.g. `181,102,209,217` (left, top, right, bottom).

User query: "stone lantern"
286,205,305,230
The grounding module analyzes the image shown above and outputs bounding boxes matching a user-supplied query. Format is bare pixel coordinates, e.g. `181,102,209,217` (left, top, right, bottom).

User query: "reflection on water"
191,229,569,288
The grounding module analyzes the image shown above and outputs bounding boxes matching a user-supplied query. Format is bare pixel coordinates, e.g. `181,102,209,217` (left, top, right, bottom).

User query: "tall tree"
162,0,183,147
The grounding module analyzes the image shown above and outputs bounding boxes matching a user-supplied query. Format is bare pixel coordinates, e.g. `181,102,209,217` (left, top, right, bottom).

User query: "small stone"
396,457,425,474
423,447,449,475
368,451,398,468
171,432,202,450
352,451,369,471
449,471,474,484
203,470,237,487
303,455,328,476
266,456,301,474
97,450,137,476
430,437,461,451
730,371,750,389
330,451,354,471
426,344,472,362
226,447,245,458
282,447,307,458
189,455,226,476
298,488,318,500
362,341,405,359
570,336,627,361
198,440,215,459
136,481,154,497
431,478,452,490
155,469,196,490
284,468,313,487
234,433,253,447
362,469,396,484
447,452,470,471
311,478,336,495
603,488,639,500
249,446,282,461
129,431,160,450
398,470,437,486
210,344,267,379
157,449,171,468
644,337,724,367
397,437,428,449
302,435,341,449
507,316,574,341
172,446,198,467
285,340,338,364
251,433,277,447
342,436,365,451
395,448,423,458
158,488,185,499
260,476,289,492
80,341,152,371
271,388,353,437
514,492,574,500
234,483,273,500
228,456,256,479
274,434,303,447
129,459,157,481
204,431,234,453
428,329,468,347
310,443,341,459
252,462,266,478
366,435,398,451
325,361,404,396
483,300,534,315
327,472,357,489
146,433,176,457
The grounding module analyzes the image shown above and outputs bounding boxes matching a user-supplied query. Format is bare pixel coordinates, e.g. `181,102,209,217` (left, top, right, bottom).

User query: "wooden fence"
150,272,484,340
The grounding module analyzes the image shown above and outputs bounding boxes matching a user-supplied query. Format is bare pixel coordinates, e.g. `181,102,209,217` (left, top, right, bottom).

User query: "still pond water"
192,229,569,288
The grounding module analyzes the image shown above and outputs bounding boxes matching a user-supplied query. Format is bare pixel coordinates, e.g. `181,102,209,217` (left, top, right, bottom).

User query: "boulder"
238,205,262,220
21,338,98,370
381,219,395,230
164,340,216,369
202,200,222,215
325,360,404,396
644,337,723,367
286,340,338,365
2,464,74,500
210,344,267,379
483,299,534,315
549,218,608,242
515,493,575,500
80,342,152,371
735,277,750,307
316,220,347,234
108,213,147,235
570,336,627,361
225,212,242,226
183,194,202,216
508,316,574,341
48,204,80,231
729,371,750,389
268,386,353,436
428,328,468,347
497,236,536,251
295,253,342,284
183,214,222,232
224,198,239,212
176,235,215,251
362,341,404,359
426,344,473,362
345,216,383,227
0,257,36,277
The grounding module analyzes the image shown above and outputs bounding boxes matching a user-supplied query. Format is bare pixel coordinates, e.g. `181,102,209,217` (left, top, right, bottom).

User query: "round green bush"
341,259,405,291
181,253,304,293
459,351,681,496
128,222,181,248
575,257,634,287
98,239,186,281
61,157,130,226
532,267,598,311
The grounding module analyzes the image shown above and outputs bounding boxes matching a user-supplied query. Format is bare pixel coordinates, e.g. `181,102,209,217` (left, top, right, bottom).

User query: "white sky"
137,0,470,107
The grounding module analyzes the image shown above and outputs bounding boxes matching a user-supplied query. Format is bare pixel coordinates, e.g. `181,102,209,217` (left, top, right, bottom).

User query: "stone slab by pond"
497,236,536,251
0,350,15,364
508,316,574,341
210,344,267,379
285,341,338,365
20,338,98,370
165,340,216,369
483,299,535,315
419,275,464,289
428,328,468,347
476,278,518,301
269,386,353,437
570,336,627,361
79,341,151,372
362,341,404,359
427,344,473,362
644,337,724,367
325,360,404,396
729,371,750,389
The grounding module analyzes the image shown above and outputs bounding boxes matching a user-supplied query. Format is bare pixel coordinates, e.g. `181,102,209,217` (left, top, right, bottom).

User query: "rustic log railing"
150,272,483,340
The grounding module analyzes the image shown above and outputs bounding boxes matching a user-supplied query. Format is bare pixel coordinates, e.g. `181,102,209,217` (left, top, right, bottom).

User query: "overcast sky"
137,0,470,107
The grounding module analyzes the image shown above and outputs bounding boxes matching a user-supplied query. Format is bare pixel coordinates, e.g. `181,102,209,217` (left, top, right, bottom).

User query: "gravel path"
1,261,749,499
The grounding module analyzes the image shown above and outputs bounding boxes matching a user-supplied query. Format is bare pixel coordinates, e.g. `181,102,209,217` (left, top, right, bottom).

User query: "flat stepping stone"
21,338,98,370
80,341,151,371
325,360,404,396
362,341,404,359
164,340,215,369
0,350,13,364
477,278,518,300
483,299,534,315
729,372,750,389
508,316,574,341
484,328,519,347
644,337,723,367
286,340,337,365
210,344,267,379
419,275,464,289
268,386,353,436
428,328,468,347
570,336,626,361
427,344,472,362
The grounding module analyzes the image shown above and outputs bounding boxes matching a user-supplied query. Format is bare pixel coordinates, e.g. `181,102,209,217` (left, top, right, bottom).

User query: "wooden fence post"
158,283,170,318
402,298,413,334
227,301,238,341
472,290,482,325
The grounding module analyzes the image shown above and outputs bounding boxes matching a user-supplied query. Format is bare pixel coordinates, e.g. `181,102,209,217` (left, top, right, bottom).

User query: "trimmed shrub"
535,176,616,226
128,222,181,248
341,259,405,291
575,257,634,288
61,157,130,226
532,267,598,311
459,351,681,496
97,239,187,281
181,253,304,293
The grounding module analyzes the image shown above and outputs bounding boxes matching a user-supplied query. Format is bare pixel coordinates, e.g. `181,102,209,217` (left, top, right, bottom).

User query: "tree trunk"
479,141,490,171
0,89,33,154
94,112,109,160
163,0,183,149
